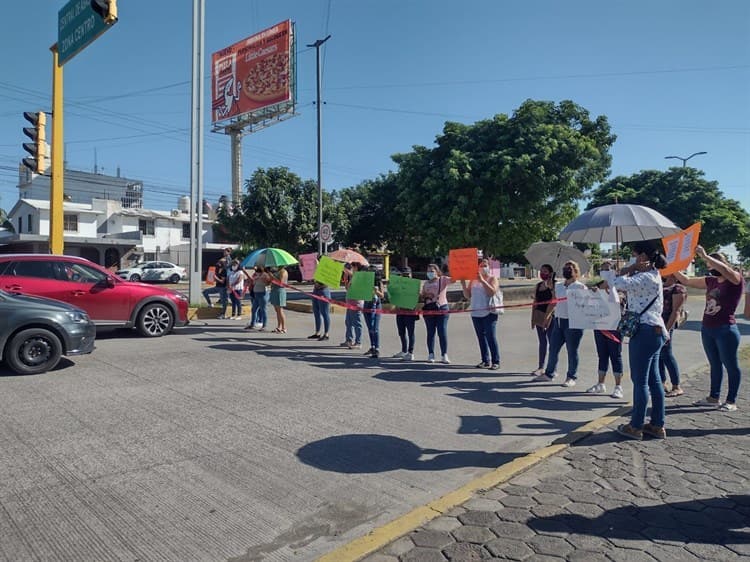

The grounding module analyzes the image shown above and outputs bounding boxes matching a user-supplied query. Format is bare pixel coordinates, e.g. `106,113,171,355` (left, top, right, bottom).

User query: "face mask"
231,265,238,271
708,269,721,277
562,268,573,279
426,271,436,280
482,267,490,275
540,272,550,280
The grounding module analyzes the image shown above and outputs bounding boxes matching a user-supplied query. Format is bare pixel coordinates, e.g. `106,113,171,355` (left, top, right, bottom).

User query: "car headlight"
65,310,90,323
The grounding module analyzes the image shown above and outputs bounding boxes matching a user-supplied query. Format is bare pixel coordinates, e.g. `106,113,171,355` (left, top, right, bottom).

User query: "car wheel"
136,302,174,337
5,328,63,375
130,273,141,282
168,273,180,284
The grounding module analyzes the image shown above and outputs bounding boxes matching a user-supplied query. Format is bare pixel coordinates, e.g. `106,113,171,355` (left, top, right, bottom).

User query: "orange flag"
660,223,701,276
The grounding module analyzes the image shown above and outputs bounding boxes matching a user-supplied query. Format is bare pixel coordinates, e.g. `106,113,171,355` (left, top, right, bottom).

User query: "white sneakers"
441,354,451,364
586,383,606,394
562,378,577,388
427,353,435,363
611,385,624,399
533,372,556,381
392,351,406,358
403,353,414,361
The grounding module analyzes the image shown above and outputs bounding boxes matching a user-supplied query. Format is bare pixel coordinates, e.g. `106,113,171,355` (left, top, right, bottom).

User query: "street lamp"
664,151,707,167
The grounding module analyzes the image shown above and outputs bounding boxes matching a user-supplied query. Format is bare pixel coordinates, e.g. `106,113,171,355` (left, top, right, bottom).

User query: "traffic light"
22,111,47,174
91,0,118,25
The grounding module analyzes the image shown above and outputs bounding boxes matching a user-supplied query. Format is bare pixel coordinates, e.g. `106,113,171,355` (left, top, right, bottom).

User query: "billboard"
211,20,294,124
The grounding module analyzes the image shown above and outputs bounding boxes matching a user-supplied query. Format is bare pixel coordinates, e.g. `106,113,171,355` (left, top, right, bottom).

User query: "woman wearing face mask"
659,274,687,397
674,247,744,411
269,266,288,333
420,263,453,363
461,258,501,369
227,259,245,320
533,260,586,387
530,264,556,376
613,241,669,440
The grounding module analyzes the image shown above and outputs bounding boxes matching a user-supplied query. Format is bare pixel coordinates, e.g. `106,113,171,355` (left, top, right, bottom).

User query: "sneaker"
307,333,321,339
318,334,330,341
348,342,362,350
402,353,414,361
533,372,556,382
530,368,545,376
392,351,407,359
340,340,353,347
243,324,253,330
217,315,227,320
476,362,490,369
441,354,450,364
427,353,435,363
585,383,606,394
616,423,643,441
490,364,500,371
693,396,720,407
364,347,375,355
370,349,380,358
254,323,263,329
718,402,738,412
611,385,624,399
562,378,577,388
642,423,667,439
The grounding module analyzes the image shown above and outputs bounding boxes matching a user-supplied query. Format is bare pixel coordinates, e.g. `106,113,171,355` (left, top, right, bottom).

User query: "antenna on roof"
94,148,98,174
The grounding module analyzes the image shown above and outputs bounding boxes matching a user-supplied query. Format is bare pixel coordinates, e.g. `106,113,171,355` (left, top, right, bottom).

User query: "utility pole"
188,0,205,305
307,35,330,257
49,45,64,254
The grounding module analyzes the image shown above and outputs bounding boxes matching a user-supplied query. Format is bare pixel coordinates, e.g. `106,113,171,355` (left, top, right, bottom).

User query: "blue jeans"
229,290,242,317
252,291,269,327
312,287,331,334
544,317,583,379
203,285,227,314
345,309,362,344
471,314,500,364
701,324,742,403
535,325,551,370
629,325,667,429
423,304,449,355
594,330,623,375
659,328,680,386
396,314,417,353
364,301,381,350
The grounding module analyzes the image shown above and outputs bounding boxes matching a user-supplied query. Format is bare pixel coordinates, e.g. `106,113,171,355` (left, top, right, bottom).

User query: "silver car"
0,290,96,375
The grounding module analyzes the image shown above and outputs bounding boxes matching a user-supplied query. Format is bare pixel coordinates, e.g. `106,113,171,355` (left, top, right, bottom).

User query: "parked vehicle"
0,290,96,374
116,261,187,283
0,254,189,337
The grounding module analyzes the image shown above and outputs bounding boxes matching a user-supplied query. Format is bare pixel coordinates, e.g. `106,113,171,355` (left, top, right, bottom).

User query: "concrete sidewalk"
356,354,750,562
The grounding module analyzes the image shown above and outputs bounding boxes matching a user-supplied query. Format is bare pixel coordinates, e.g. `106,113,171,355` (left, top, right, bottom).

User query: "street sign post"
58,0,118,66
320,222,332,244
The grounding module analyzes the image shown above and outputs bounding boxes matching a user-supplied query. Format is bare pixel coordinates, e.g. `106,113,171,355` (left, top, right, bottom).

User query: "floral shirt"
613,268,665,331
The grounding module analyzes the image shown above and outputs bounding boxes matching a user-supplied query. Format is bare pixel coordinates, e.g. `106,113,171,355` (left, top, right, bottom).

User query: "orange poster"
660,223,701,275
448,248,479,280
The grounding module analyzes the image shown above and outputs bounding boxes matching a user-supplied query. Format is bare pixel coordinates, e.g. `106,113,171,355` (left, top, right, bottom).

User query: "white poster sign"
567,288,621,330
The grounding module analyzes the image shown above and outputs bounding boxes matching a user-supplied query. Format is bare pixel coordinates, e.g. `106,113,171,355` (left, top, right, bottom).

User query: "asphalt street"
0,294,747,561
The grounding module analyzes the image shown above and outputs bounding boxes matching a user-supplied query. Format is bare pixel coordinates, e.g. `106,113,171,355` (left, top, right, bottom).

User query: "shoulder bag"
617,295,658,339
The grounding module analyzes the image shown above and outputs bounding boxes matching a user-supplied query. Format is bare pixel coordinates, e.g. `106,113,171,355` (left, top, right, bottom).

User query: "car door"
0,260,70,302
56,260,132,323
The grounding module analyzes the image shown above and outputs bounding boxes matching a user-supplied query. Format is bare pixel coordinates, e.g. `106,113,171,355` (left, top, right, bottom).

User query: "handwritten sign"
313,256,344,288
490,259,501,279
347,271,375,301
298,252,318,281
567,288,621,330
660,223,702,276
448,247,478,280
387,275,421,310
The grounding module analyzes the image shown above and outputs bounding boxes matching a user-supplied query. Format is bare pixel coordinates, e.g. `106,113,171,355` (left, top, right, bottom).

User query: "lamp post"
664,151,707,167
307,35,331,257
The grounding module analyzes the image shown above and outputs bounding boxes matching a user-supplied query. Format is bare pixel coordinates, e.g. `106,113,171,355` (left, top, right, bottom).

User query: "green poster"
313,256,344,288
346,271,375,301
387,275,421,310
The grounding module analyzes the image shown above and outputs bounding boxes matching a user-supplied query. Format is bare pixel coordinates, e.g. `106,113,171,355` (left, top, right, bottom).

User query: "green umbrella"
241,248,299,268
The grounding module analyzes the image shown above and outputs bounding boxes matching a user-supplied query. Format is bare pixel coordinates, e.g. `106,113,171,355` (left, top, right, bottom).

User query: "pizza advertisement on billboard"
211,20,294,124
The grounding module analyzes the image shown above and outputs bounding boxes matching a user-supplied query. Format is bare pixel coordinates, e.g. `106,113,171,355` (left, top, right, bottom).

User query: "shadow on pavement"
526,495,750,545
296,433,522,474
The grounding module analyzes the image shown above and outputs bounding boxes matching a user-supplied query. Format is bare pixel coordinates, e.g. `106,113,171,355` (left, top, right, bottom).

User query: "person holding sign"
391,267,418,361
341,262,365,349
674,247,744,412
309,280,332,341
420,264,453,364
613,241,668,441
461,258,501,369
363,267,386,358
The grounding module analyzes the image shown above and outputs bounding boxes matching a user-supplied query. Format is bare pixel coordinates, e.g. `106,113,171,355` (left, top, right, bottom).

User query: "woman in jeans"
533,260,586,387
392,266,417,361
613,241,668,440
660,274,687,397
530,264,555,376
420,263,452,364
308,280,331,341
461,258,500,369
675,247,744,411
363,268,385,358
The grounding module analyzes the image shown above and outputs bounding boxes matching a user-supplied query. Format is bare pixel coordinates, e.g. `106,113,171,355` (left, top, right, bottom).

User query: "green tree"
588,168,750,252
390,99,615,258
0,205,14,233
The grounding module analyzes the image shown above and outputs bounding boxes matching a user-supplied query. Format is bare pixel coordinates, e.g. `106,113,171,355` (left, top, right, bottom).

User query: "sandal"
665,388,684,397
273,328,282,333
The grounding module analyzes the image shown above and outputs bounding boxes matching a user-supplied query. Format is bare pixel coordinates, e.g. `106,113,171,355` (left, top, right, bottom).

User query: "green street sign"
58,0,116,66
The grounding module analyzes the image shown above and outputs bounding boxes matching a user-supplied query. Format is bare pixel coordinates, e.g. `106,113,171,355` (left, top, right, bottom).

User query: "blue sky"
0,0,748,217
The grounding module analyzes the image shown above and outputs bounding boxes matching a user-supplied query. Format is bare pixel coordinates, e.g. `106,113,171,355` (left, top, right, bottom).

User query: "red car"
0,254,189,337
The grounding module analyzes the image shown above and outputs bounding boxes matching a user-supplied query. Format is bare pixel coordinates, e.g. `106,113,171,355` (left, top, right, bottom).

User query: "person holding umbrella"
613,241,669,440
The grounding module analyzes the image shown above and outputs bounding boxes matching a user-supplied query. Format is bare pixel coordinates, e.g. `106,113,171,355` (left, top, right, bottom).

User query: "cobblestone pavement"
363,368,749,562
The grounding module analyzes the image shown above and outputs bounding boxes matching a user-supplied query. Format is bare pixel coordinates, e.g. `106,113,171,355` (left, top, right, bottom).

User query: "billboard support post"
230,128,242,206
307,35,331,257
189,0,205,305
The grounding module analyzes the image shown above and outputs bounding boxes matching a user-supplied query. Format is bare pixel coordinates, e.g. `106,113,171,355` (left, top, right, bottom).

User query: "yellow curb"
315,400,639,562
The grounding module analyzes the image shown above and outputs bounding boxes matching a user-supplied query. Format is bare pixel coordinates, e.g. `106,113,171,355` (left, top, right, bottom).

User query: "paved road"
0,295,746,561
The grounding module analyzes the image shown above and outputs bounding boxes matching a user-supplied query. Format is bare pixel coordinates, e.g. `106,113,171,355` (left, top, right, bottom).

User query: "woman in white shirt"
613,241,668,441
533,260,586,387
461,258,501,370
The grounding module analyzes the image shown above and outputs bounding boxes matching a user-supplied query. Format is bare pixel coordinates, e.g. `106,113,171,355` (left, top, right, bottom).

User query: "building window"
143,253,156,261
18,216,22,233
139,219,155,236
63,214,78,232
182,223,191,239
27,214,33,233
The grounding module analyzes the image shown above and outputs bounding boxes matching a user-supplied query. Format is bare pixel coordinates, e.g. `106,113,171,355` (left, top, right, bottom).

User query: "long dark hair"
540,263,556,284
632,241,668,270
